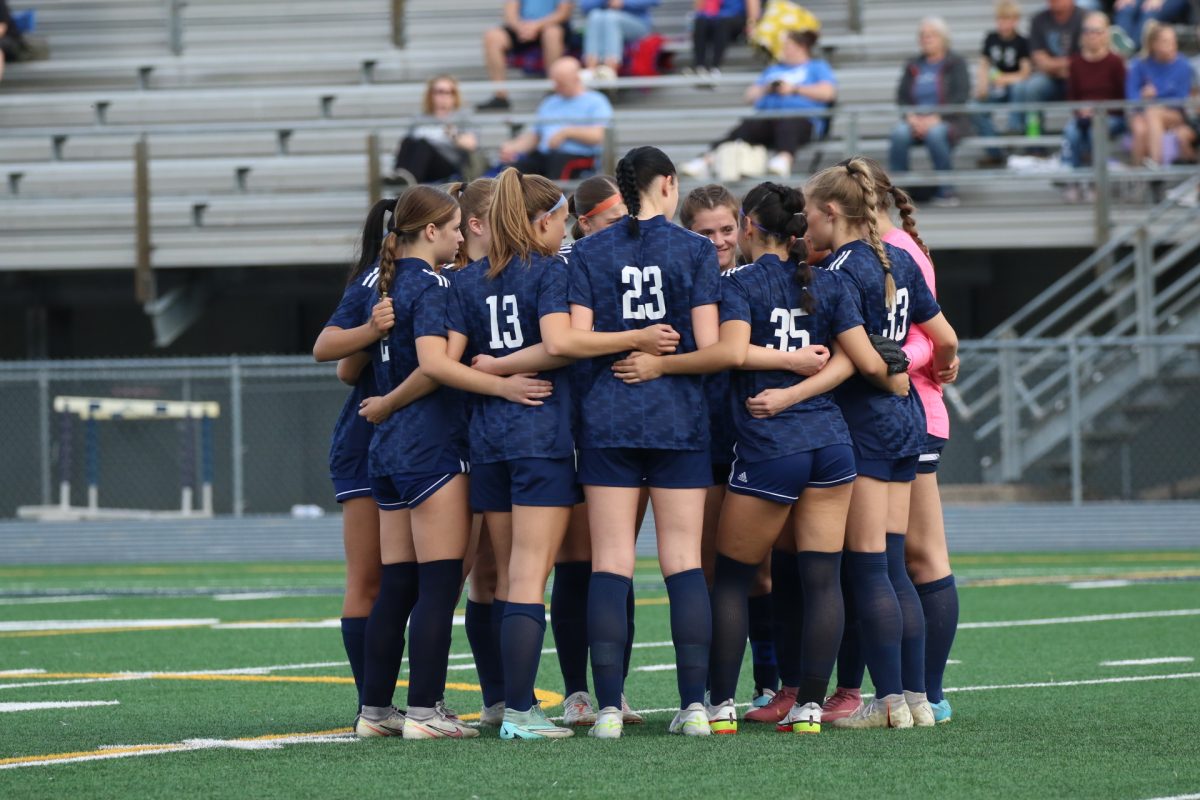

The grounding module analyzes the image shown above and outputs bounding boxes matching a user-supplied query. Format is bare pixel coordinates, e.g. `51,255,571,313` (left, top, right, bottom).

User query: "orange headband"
579,193,621,220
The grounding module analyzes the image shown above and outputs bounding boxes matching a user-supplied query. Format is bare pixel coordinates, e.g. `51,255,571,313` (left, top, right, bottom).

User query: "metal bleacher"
0,0,1190,276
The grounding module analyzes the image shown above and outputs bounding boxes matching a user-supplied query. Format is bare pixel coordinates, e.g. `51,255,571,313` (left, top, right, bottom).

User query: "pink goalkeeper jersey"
883,227,949,440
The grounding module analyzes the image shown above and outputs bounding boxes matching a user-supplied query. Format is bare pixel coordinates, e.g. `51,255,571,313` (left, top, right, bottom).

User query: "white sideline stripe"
0,662,346,690
633,664,677,672
0,701,119,713
212,619,341,630
0,596,109,606
0,676,150,691
1067,580,1134,589
958,608,1200,629
0,731,355,770
0,669,47,676
1140,794,1200,800
0,618,219,632
212,592,293,601
201,661,347,675
1100,657,1195,667
945,672,1200,692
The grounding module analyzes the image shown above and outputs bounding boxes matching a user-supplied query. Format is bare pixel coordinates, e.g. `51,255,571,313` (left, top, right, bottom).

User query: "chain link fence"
1,337,1198,519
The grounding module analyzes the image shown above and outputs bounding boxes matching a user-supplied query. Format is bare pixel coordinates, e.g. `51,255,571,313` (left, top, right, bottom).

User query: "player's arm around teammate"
562,146,726,738
803,159,957,730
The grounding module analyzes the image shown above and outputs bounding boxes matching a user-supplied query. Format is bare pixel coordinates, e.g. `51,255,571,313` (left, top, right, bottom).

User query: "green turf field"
1,552,1198,799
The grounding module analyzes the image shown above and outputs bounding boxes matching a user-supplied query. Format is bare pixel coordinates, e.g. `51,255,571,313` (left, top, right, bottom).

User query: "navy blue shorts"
712,462,733,487
333,477,373,503
727,444,857,504
470,456,581,512
916,435,949,475
853,443,919,483
577,447,712,489
370,461,467,510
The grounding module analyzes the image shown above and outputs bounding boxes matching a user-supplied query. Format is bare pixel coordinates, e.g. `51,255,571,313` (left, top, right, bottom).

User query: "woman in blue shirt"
680,30,837,180
1128,22,1196,167
803,158,958,730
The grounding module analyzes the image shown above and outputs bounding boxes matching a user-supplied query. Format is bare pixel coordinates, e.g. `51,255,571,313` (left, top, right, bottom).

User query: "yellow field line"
953,552,1200,566
633,596,669,606
966,568,1200,588
0,624,215,639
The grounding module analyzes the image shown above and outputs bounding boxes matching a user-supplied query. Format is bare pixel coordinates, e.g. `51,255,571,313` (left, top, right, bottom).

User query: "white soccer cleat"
620,693,643,724
479,700,505,727
706,697,738,735
354,706,405,738
776,701,822,734
830,693,914,729
588,706,624,739
402,704,480,740
562,691,598,726
904,690,936,727
668,702,712,736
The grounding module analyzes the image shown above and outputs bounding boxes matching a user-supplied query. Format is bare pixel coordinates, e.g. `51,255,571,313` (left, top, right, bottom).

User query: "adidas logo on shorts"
737,472,748,483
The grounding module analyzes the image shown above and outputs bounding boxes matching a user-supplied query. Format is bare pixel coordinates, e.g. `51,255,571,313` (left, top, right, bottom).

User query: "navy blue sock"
887,533,927,694
708,554,756,702
360,562,418,709
836,553,865,689
550,561,591,696
501,602,547,712
747,593,778,693
465,600,504,707
917,574,958,704
846,550,903,698
796,551,844,706
665,568,711,708
624,584,637,679
405,559,464,709
770,550,803,687
340,616,368,708
588,571,631,710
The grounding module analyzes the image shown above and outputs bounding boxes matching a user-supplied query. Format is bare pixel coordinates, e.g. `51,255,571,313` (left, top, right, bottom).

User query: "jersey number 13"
486,294,524,349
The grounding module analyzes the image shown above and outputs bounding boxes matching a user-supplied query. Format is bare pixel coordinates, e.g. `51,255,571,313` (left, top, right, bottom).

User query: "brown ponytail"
377,185,459,297
487,168,563,278
444,177,497,268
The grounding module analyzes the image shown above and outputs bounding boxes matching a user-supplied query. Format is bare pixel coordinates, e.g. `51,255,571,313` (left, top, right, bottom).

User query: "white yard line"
633,664,677,672
945,672,1200,692
0,596,110,605
0,700,119,713
1068,580,1134,589
959,608,1200,629
1138,794,1200,800
0,618,219,632
1101,657,1195,667
212,592,294,601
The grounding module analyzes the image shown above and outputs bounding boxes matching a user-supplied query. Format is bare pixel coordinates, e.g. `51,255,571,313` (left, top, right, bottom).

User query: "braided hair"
615,146,676,238
350,197,398,284
855,156,932,263
741,182,814,313
807,157,896,307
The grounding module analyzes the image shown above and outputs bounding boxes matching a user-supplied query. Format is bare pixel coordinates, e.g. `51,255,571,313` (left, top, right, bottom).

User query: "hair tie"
580,193,621,220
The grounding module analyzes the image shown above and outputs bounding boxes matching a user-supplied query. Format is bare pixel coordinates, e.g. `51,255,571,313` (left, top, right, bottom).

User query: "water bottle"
1025,111,1041,138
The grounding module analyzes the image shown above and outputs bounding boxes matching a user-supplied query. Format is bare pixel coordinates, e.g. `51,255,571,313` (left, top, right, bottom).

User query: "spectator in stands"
974,0,1032,158
1009,0,1085,134
1128,21,1196,166
0,0,27,84
888,17,971,207
579,0,659,81
478,1,575,112
495,56,613,178
679,30,836,179
386,76,482,187
691,0,761,76
1113,0,1192,48
1060,11,1126,201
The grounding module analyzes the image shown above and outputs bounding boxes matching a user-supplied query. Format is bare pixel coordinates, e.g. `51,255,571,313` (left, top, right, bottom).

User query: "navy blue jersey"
326,265,381,480
568,215,722,450
824,240,940,460
367,258,467,477
445,253,574,464
720,255,859,462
